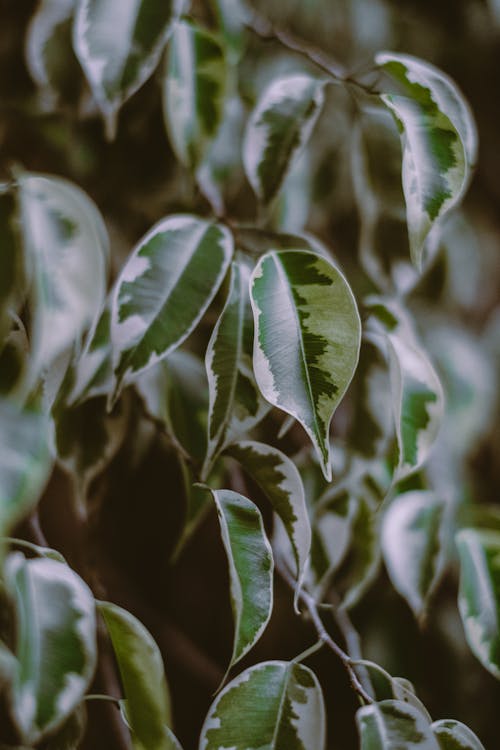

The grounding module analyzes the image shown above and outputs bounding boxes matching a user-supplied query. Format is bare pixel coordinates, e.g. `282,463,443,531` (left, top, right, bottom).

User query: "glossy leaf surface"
357,699,440,749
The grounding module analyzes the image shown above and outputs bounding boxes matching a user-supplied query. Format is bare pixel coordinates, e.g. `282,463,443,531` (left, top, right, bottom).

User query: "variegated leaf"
163,20,227,169
206,489,274,670
67,302,112,405
110,215,233,402
243,74,325,205
0,190,24,339
18,173,108,387
225,440,310,596
74,0,184,139
306,490,354,594
199,660,325,750
5,553,97,745
456,528,500,679
357,700,440,749
376,52,477,267
42,705,87,750
250,250,361,481
203,262,268,478
99,601,172,750
382,491,447,618
209,0,249,63
431,720,485,750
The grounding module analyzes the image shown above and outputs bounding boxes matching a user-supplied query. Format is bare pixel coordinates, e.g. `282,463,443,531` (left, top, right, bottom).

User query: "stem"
84,694,121,705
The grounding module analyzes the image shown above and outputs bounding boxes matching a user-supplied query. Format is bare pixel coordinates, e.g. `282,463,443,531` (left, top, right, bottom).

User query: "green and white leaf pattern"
382,490,447,618
376,52,477,267
456,528,500,679
98,601,172,750
110,215,233,402
163,20,228,169
243,74,325,204
250,250,361,481
207,489,274,669
357,699,440,749
67,302,113,405
5,553,97,744
199,660,325,750
74,0,184,138
431,719,486,750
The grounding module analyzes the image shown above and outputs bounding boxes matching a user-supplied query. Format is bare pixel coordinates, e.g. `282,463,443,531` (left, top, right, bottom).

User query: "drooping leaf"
209,0,249,63
41,705,87,750
250,250,361,481
0,191,24,339
431,719,486,750
243,74,325,204
110,215,233,402
382,490,447,618
5,553,97,745
376,52,477,267
66,302,113,405
120,701,184,750
307,490,354,594
74,0,184,138
199,660,325,750
456,528,500,679
98,600,172,750
206,488,274,669
163,20,227,169
356,699,440,749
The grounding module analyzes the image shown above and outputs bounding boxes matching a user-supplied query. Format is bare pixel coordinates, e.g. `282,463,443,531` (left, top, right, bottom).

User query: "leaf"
74,0,184,139
41,705,87,750
356,699,440,749
0,190,24,338
431,719,485,750
456,528,500,679
243,73,325,204
110,215,233,402
120,701,184,750
98,600,172,750
199,660,325,750
209,0,249,63
18,173,108,386
163,20,228,169
250,250,361,481
67,302,113,405
206,488,274,670
225,441,310,597
5,553,97,744
307,491,354,594
382,490,447,618
376,52,477,267
204,262,268,477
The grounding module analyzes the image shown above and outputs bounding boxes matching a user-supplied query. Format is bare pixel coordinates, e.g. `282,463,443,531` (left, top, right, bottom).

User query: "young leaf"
206,489,274,670
74,0,184,139
356,699,440,749
163,20,227,169
5,553,97,745
110,215,233,402
98,600,172,750
431,719,486,750
376,52,477,267
382,490,447,618
225,440,311,595
199,660,325,750
250,250,361,481
243,74,325,205
456,528,500,679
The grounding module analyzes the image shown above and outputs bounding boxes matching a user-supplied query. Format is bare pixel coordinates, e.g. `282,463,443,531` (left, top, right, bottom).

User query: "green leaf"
431,719,485,750
120,701,184,750
209,0,248,63
307,490,354,594
5,553,97,744
110,215,233,402
250,250,361,481
382,490,447,618
74,0,184,139
98,600,172,750
199,660,325,750
67,302,113,405
0,190,24,339
204,262,268,477
19,173,108,387
41,705,87,750
225,440,310,597
163,20,228,169
456,528,500,679
243,74,325,205
376,52,477,267
206,489,274,670
357,699,440,749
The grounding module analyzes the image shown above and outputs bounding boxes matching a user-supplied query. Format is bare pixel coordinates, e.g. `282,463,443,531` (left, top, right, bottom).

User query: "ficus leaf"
0,191,24,339
120,700,184,750
431,719,486,750
199,660,326,750
67,302,113,405
250,250,361,481
356,699,440,749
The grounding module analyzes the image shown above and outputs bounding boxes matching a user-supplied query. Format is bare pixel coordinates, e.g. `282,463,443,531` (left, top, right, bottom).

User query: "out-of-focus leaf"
431,719,486,750
250,250,361,481
110,215,233,402
243,74,325,204
5,553,96,745
209,0,249,63
74,0,184,138
67,302,112,405
356,699,440,749
271,149,311,234
40,704,87,750
199,660,325,750
0,191,24,338
308,490,354,594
